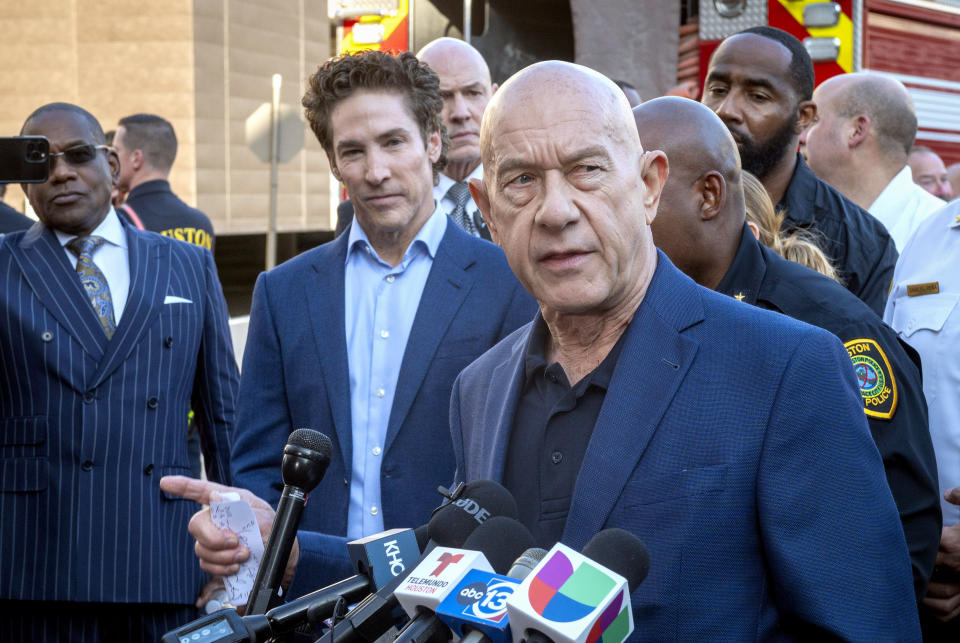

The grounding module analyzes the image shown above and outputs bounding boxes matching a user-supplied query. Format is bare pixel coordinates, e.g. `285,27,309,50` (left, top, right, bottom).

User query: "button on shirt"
885,200,960,525
54,206,130,321
344,203,447,539
503,314,626,548
869,165,945,251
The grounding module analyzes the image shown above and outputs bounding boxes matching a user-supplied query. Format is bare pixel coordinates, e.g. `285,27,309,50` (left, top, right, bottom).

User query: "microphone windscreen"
427,480,519,548
461,516,536,574
581,528,650,592
288,427,332,456
282,428,332,491
414,523,431,551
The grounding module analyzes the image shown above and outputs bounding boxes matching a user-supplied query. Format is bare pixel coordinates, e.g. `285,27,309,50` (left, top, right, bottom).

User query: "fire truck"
697,0,960,165
329,0,960,167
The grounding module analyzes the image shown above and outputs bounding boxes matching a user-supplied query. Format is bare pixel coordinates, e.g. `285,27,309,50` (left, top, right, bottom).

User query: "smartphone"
0,136,49,183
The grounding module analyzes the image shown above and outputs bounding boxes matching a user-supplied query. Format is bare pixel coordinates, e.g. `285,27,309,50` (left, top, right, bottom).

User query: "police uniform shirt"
885,200,960,526
717,225,940,600
122,179,215,252
778,154,899,317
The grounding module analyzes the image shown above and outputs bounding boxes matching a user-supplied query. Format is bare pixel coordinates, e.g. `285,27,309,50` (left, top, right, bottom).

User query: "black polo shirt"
502,315,626,548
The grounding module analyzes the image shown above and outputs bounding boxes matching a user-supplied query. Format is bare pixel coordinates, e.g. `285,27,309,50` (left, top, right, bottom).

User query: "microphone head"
581,528,650,593
507,547,547,581
414,523,431,551
427,480,519,548
281,428,332,492
461,516,536,575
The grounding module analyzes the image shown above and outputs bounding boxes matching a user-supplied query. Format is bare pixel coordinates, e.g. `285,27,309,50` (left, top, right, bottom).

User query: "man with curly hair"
161,50,535,600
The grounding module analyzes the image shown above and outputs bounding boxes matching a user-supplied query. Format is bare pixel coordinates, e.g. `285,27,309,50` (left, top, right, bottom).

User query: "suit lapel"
383,225,475,454
473,325,532,481
9,223,108,361
89,225,167,388
562,257,704,549
306,236,353,474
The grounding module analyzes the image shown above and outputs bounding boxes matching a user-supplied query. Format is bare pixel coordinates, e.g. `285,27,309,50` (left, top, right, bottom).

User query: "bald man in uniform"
451,61,919,639
636,96,940,602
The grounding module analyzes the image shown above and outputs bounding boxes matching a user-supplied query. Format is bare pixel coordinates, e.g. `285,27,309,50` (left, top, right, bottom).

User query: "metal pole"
463,0,471,43
267,73,281,271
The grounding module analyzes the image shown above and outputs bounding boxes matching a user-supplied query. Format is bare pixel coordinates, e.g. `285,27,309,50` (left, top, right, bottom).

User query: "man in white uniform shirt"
800,72,944,250
886,198,960,631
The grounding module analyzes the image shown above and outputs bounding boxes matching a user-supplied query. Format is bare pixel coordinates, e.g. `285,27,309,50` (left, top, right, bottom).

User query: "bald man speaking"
450,62,919,639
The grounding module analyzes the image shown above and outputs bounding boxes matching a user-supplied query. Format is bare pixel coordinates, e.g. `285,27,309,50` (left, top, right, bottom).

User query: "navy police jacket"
716,226,940,600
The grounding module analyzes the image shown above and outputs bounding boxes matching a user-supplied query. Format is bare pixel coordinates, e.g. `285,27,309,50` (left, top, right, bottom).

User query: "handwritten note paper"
210,492,265,606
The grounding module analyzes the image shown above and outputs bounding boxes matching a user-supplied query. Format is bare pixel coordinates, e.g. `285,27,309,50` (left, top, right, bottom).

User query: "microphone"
161,527,420,643
393,547,495,634
247,428,333,615
580,528,649,593
505,530,650,643
427,481,519,548
507,548,547,581
316,480,521,643
394,518,536,643
431,522,538,643
461,516,537,574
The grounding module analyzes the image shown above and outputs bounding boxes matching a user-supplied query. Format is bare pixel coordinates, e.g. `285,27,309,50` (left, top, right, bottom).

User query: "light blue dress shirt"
344,203,447,539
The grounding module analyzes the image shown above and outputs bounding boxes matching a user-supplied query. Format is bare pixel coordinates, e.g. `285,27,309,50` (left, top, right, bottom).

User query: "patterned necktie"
446,181,477,236
67,236,116,339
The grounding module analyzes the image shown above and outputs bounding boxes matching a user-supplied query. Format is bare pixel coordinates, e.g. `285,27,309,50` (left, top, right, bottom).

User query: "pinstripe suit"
0,219,238,635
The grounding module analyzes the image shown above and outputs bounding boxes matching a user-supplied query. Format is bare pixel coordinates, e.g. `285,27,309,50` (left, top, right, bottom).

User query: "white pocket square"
164,295,193,304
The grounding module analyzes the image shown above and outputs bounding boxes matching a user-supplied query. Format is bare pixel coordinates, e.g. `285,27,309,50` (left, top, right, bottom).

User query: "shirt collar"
778,154,817,224
345,199,447,266
714,224,765,305
437,164,484,198
522,312,626,392
54,206,128,250
868,165,917,213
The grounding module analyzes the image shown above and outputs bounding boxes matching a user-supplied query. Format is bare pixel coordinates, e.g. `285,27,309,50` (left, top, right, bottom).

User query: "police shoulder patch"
844,338,898,420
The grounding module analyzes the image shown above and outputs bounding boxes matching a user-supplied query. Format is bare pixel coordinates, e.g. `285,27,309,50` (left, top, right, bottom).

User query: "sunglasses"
49,144,110,167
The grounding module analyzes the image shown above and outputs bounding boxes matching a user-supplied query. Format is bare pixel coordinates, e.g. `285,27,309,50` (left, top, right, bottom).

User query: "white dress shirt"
54,206,130,321
869,165,946,251
884,198,960,524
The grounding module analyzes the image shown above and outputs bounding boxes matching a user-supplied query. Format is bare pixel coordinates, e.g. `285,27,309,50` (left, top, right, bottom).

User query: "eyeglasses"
49,144,110,167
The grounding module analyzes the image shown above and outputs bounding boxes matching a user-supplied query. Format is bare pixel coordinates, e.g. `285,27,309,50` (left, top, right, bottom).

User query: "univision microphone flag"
505,542,633,643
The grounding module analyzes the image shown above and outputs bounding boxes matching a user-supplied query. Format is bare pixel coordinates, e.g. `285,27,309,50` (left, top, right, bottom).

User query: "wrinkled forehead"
483,82,639,169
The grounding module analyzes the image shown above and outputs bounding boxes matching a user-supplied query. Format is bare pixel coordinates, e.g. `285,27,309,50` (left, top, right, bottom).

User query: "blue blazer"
0,220,238,604
230,219,536,593
450,253,920,641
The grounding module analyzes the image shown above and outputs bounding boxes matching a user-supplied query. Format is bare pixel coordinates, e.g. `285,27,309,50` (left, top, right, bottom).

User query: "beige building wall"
0,0,332,234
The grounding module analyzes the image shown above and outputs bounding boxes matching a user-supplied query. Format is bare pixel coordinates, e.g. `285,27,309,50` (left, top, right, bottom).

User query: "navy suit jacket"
0,220,238,604
451,253,920,641
230,219,537,594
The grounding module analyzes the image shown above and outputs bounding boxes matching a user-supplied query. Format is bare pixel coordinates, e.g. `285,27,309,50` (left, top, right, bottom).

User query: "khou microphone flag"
394,547,494,619
505,543,633,643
